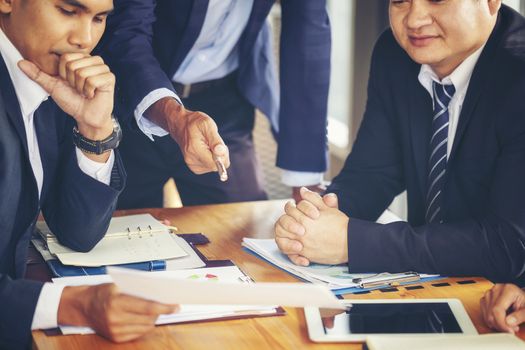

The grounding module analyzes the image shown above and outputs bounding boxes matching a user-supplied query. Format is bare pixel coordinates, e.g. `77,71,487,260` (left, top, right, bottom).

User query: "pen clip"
354,272,420,289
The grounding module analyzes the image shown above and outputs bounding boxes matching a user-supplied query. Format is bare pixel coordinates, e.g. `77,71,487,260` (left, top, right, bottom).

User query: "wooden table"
32,200,524,349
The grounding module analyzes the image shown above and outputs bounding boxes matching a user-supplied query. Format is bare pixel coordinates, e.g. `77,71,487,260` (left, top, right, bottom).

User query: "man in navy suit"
0,0,177,348
100,0,331,208
275,1,525,284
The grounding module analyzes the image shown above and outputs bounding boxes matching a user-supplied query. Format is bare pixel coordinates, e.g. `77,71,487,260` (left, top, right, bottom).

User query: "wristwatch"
72,116,122,155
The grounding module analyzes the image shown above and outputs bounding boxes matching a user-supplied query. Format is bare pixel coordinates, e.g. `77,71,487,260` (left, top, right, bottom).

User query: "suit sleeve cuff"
31,283,66,330
347,218,387,272
135,88,182,140
280,170,323,187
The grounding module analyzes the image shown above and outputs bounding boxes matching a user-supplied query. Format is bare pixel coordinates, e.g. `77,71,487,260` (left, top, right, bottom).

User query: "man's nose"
405,1,434,31
69,21,94,50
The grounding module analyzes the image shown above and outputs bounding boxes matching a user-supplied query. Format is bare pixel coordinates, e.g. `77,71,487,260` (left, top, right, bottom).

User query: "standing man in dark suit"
100,0,331,208
274,1,525,284
0,0,177,348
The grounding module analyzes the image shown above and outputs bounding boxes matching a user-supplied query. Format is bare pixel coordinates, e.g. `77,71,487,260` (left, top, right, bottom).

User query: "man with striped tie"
274,0,525,285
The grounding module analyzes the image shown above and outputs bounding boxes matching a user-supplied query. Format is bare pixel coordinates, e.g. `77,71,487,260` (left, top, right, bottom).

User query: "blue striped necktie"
426,81,455,224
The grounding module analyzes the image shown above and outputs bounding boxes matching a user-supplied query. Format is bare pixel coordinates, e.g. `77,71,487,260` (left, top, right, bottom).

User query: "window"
326,0,354,151
503,0,525,13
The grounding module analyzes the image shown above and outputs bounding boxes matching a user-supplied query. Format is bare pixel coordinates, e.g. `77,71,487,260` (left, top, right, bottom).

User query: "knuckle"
65,60,77,71
111,332,126,343
275,238,285,251
492,305,505,314
75,69,87,80
105,315,116,329
282,217,294,231
93,55,104,64
274,221,281,234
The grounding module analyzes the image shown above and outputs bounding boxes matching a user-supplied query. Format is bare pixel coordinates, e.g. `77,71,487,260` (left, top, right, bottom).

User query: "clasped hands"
481,283,525,334
274,187,349,266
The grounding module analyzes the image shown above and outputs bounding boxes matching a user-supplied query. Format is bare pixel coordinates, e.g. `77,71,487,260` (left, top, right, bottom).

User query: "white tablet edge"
304,298,478,343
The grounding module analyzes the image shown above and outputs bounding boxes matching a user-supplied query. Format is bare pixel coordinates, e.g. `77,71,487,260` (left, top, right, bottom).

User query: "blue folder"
47,259,166,277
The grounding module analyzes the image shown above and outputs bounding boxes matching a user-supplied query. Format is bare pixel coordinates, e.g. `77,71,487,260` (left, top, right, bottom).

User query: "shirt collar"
418,43,486,98
0,28,49,119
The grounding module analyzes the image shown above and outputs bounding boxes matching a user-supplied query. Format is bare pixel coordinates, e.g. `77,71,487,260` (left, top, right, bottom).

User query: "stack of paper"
32,233,205,274
53,266,343,335
242,238,438,292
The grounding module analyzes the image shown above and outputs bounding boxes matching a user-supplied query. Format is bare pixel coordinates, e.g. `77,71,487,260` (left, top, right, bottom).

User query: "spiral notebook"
36,214,188,267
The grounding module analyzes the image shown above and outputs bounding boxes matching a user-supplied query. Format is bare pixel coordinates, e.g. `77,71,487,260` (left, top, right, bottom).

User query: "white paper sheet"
53,266,281,335
107,266,344,309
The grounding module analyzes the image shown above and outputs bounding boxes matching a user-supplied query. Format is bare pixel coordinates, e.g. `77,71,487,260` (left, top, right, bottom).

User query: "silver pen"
352,272,420,289
213,155,228,182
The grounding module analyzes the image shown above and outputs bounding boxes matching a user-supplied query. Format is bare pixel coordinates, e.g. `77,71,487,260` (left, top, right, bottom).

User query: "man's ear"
487,0,502,16
0,0,14,15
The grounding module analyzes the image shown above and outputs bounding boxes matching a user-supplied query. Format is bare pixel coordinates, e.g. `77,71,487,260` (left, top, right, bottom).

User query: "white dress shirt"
134,1,323,187
0,28,115,330
418,44,485,158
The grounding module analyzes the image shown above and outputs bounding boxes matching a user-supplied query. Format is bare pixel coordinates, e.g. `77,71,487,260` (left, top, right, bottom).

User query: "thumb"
210,137,230,169
323,193,339,208
506,308,525,329
18,60,58,94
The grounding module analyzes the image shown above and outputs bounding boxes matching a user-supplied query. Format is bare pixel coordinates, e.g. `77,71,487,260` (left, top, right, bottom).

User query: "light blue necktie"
426,81,455,223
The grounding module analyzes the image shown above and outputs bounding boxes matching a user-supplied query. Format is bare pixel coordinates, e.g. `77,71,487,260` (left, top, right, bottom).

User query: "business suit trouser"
117,76,268,209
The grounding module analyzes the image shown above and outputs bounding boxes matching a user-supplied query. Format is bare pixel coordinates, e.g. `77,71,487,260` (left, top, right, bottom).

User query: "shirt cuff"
376,209,404,224
31,283,66,330
280,170,324,187
75,148,115,185
135,88,183,140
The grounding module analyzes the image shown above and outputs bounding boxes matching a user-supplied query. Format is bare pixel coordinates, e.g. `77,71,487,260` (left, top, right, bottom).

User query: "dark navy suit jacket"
0,56,125,348
100,0,331,172
327,5,525,284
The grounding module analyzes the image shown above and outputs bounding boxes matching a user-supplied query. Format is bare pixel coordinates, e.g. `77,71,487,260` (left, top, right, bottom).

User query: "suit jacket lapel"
0,55,28,155
239,0,274,58
448,16,502,164
170,0,209,74
408,66,433,197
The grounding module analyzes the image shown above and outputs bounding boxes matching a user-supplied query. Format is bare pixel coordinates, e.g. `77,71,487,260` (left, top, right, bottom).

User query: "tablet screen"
321,303,462,335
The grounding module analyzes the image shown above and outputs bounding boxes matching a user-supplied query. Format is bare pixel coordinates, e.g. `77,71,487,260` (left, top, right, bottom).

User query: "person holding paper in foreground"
481,284,525,334
275,1,525,284
0,1,176,348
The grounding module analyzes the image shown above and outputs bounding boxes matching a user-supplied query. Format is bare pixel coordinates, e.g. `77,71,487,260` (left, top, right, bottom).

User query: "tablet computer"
304,299,477,342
